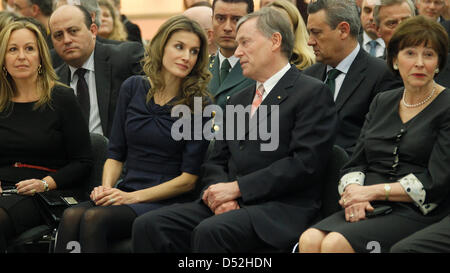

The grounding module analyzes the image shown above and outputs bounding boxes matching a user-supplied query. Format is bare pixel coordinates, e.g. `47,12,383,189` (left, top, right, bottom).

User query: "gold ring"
343,198,346,204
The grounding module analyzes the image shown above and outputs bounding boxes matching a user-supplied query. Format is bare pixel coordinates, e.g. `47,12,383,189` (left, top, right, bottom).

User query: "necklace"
402,85,436,108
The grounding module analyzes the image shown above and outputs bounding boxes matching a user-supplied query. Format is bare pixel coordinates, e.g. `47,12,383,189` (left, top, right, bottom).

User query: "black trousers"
132,201,272,253
391,215,450,253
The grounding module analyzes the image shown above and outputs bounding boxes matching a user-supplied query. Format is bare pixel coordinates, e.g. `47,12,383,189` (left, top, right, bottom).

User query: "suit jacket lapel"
57,64,70,84
93,42,112,135
335,49,366,112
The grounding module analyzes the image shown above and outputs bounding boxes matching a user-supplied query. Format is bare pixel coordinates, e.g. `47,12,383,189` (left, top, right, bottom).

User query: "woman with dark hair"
299,16,450,253
0,21,92,253
54,15,211,253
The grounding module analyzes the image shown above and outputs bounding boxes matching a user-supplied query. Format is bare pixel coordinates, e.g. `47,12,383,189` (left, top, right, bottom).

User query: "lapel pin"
277,96,281,100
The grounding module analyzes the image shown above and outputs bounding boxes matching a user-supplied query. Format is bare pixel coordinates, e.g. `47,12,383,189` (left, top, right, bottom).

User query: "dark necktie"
368,40,378,57
325,69,341,98
220,59,231,85
75,68,90,123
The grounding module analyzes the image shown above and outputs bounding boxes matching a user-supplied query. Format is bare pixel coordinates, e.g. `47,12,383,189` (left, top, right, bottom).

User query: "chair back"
320,145,349,218
84,133,109,193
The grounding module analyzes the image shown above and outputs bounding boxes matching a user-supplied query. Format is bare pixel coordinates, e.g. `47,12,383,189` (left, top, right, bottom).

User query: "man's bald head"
183,6,213,31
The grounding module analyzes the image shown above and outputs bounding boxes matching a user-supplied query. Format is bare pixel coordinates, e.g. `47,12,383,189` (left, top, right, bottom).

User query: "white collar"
217,50,240,69
256,63,291,97
327,43,360,74
69,50,95,82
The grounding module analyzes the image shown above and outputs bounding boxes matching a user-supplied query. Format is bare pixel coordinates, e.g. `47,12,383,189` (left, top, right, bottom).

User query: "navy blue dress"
108,75,209,215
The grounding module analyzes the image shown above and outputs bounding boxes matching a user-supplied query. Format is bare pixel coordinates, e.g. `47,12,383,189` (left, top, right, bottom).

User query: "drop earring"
2,66,7,76
435,68,439,74
393,63,398,70
37,64,43,75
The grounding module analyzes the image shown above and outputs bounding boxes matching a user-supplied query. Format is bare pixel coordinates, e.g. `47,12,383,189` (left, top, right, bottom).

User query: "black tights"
0,208,15,253
54,201,137,253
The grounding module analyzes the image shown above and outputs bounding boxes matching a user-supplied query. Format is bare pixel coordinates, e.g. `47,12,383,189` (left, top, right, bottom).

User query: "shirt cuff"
399,173,438,215
338,171,365,195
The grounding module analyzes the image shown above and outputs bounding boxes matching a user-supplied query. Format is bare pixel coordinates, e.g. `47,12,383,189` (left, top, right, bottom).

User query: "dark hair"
307,0,360,38
212,0,254,14
387,16,449,76
30,0,53,16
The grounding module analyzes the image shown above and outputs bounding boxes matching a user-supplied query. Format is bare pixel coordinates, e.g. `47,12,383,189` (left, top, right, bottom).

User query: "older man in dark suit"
304,0,402,156
131,7,337,253
49,5,143,138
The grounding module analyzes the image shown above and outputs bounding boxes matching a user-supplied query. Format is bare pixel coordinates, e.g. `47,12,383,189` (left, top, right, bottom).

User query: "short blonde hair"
0,21,60,112
269,0,315,70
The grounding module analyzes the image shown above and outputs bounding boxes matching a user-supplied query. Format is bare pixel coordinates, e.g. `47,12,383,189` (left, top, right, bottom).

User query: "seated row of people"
1,0,450,253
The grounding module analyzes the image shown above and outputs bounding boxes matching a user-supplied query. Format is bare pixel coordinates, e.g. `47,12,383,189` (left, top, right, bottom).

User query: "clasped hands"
90,185,137,206
202,181,241,215
339,184,375,223
0,179,46,196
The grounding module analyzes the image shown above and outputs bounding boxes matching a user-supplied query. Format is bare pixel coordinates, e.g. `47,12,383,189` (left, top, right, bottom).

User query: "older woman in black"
299,16,450,253
0,21,92,252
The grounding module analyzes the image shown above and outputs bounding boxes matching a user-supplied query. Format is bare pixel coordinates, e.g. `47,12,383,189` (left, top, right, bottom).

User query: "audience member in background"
415,0,447,22
358,0,385,58
2,0,15,11
54,15,211,253
207,0,255,109
49,5,144,138
268,0,315,70
13,0,54,48
0,10,19,31
183,5,218,56
304,0,401,156
300,16,450,253
132,7,337,254
0,20,92,253
109,0,142,44
97,0,127,42
373,0,415,58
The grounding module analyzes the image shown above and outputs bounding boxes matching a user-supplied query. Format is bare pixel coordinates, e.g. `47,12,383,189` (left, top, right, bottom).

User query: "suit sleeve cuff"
338,171,365,195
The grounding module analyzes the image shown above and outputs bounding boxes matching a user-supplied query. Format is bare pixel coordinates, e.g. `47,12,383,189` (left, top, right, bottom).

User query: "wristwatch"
384,184,391,201
41,179,49,192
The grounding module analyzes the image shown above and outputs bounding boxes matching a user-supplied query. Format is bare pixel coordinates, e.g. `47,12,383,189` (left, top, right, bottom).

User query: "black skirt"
313,202,447,253
0,193,47,235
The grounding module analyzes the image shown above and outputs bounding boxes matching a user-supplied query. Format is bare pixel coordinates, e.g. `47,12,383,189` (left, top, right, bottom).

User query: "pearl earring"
393,63,399,70
435,68,440,74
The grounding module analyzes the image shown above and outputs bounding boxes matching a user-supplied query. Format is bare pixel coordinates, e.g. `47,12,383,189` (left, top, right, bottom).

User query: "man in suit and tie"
373,0,415,57
49,5,143,138
358,0,385,58
132,8,337,253
208,0,255,109
304,0,401,156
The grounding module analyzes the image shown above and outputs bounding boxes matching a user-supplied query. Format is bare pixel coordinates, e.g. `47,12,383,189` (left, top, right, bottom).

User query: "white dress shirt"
69,51,103,135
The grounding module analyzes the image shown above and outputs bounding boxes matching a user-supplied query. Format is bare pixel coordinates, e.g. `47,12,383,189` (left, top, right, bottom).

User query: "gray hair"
307,0,361,38
373,0,416,26
236,7,294,60
54,0,102,27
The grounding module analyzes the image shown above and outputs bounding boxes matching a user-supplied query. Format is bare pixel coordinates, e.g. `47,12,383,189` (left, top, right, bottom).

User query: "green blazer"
208,54,255,109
